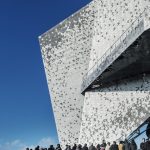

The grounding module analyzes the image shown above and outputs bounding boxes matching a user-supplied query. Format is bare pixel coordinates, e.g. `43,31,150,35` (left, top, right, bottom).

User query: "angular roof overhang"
81,29,150,94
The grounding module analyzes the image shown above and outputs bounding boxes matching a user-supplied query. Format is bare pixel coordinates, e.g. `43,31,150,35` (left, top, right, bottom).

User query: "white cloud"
0,139,27,150
0,137,58,150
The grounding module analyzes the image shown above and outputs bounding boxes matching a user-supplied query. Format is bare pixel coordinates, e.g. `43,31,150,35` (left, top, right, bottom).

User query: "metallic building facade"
39,0,150,148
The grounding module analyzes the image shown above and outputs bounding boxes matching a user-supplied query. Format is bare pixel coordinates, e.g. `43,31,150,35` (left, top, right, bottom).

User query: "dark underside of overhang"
84,29,150,92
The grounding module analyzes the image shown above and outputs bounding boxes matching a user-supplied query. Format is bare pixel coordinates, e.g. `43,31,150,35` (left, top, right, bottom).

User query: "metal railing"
81,7,148,92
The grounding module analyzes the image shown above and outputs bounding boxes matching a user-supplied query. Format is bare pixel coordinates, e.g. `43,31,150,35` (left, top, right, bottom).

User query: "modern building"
39,0,150,148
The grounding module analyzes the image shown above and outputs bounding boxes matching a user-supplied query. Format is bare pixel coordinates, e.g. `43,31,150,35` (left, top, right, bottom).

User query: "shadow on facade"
85,29,150,92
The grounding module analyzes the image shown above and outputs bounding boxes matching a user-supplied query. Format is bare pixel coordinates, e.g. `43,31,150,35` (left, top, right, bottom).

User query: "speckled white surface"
39,2,95,147
89,0,145,69
79,75,150,145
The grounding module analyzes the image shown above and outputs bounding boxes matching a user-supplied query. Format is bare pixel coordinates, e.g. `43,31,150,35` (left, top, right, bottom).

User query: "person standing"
76,144,82,150
96,144,100,150
110,141,119,150
35,146,40,150
68,145,72,150
105,142,111,150
101,140,107,149
56,144,62,150
72,144,77,150
48,145,55,150
124,139,130,150
65,145,68,150
129,139,137,150
89,144,95,150
145,138,150,150
118,141,125,150
83,144,88,150
140,138,146,150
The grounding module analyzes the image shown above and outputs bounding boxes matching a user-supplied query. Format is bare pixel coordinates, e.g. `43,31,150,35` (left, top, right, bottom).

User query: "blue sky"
0,0,91,150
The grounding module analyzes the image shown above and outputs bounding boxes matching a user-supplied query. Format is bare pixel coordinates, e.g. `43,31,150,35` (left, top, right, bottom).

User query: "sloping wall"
39,1,95,147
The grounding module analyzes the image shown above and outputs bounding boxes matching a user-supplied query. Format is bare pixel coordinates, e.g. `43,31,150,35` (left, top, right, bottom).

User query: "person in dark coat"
93,146,96,150
89,144,95,150
129,139,137,150
101,140,107,148
124,139,130,150
83,144,88,150
65,145,68,150
110,141,119,150
55,144,61,150
35,146,40,150
67,145,72,150
96,144,100,150
72,144,77,150
48,145,55,150
140,138,146,150
56,144,62,150
76,144,82,150
145,139,150,150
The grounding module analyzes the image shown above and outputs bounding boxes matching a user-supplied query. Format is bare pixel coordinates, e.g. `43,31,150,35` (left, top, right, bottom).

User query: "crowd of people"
25,138,150,150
